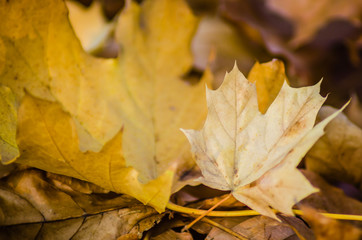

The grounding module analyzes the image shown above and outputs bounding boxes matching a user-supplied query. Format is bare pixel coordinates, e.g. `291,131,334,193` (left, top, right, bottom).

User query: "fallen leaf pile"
0,0,361,239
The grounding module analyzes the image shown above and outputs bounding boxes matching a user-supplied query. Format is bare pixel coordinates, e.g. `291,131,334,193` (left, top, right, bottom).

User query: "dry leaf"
206,215,313,240
219,0,362,107
0,168,164,239
1,0,210,211
66,0,114,52
300,170,362,218
305,106,362,190
0,0,55,102
183,64,345,219
16,95,174,212
0,86,19,163
346,94,362,128
151,230,193,240
0,162,15,179
0,168,144,225
192,15,256,85
300,206,362,240
247,59,287,114
0,205,162,240
266,0,362,46
46,172,110,194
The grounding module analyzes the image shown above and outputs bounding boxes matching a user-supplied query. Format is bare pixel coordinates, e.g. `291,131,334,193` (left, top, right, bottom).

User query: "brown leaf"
301,170,362,218
151,230,193,240
0,162,15,179
206,215,313,240
0,206,162,240
219,0,362,107
300,206,362,240
305,106,362,190
266,0,362,46
346,94,362,128
192,15,256,85
0,168,142,225
0,169,163,239
46,173,110,194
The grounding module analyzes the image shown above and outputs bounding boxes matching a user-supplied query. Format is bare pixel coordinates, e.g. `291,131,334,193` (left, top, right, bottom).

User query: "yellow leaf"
66,1,114,52
182,64,345,219
0,0,54,102
17,94,174,212
247,59,287,114
0,0,210,211
0,86,19,163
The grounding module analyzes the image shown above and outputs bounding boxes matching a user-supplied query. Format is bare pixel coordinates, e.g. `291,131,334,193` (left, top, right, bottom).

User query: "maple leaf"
0,0,210,211
16,94,174,212
247,59,287,114
0,86,18,163
182,64,345,219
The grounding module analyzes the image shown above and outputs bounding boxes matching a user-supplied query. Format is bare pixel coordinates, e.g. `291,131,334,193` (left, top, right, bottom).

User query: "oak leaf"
183,64,344,219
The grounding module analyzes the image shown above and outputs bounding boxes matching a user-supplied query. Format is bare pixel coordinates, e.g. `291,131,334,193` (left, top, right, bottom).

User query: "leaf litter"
0,0,361,239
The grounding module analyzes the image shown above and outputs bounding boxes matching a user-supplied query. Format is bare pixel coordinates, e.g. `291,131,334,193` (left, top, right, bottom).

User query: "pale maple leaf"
182,64,345,219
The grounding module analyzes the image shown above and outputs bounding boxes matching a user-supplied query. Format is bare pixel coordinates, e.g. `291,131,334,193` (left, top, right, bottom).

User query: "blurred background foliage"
71,0,362,110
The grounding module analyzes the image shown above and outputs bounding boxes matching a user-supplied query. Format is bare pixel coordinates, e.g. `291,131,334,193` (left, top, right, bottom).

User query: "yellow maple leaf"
17,94,174,212
0,0,210,211
182,64,345,219
247,59,287,114
0,86,18,163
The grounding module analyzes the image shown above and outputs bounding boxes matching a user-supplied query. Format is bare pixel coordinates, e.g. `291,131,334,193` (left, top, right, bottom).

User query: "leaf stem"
166,201,362,221
183,193,232,231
